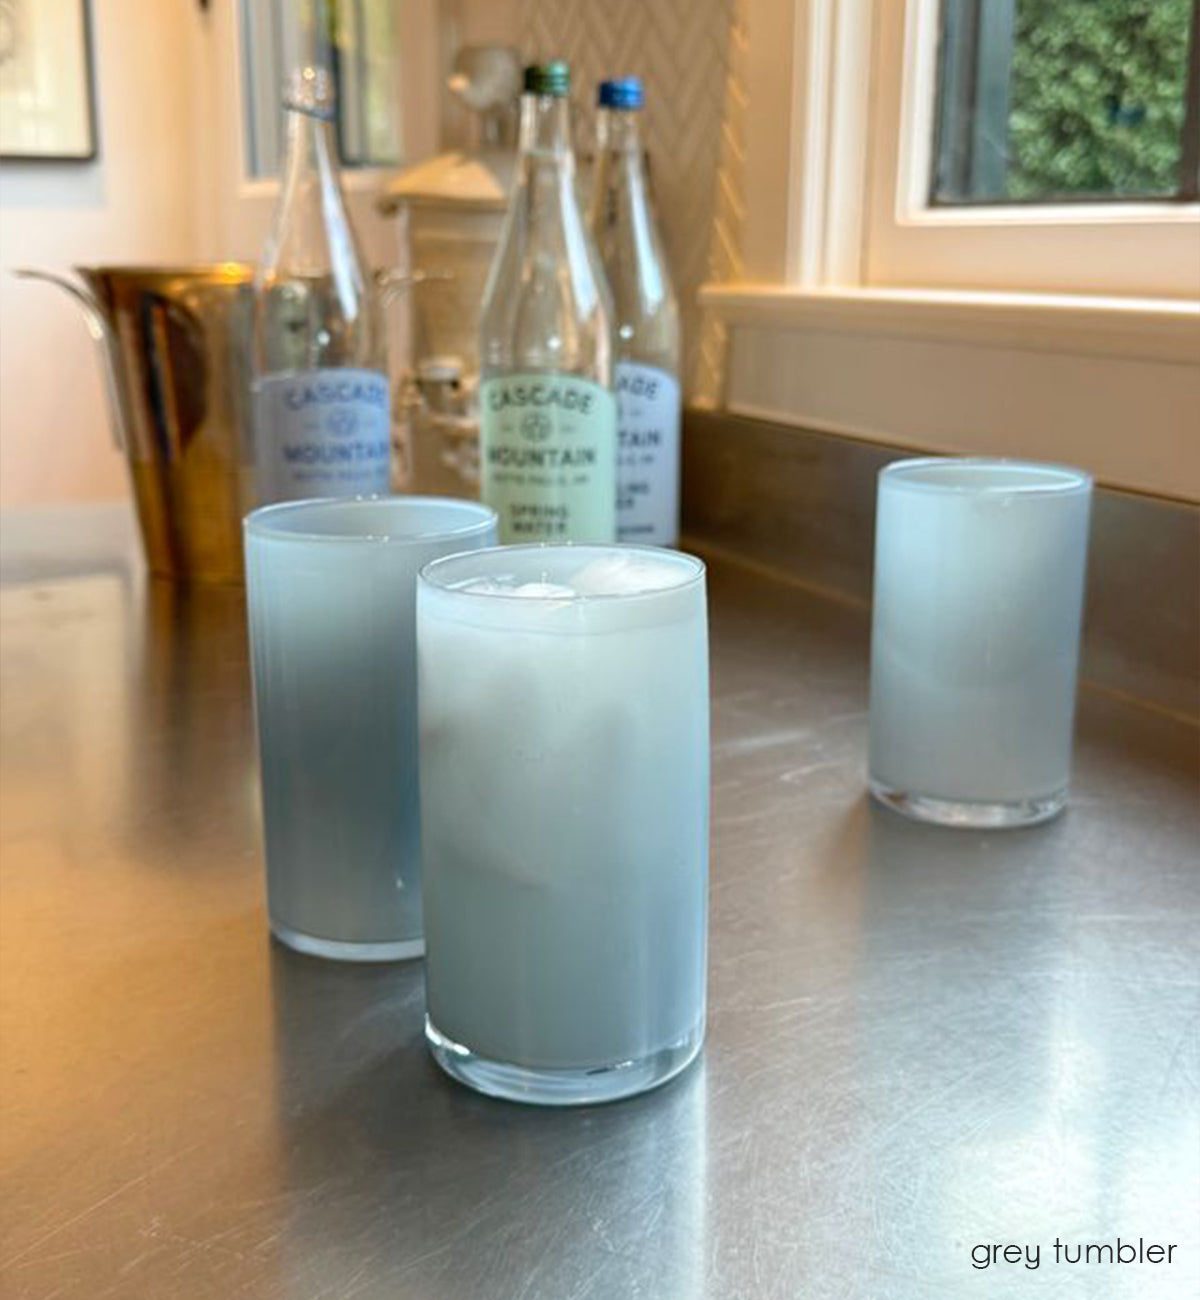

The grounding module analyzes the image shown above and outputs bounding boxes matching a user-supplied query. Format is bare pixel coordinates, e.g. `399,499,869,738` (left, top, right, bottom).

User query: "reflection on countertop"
1,503,1197,1300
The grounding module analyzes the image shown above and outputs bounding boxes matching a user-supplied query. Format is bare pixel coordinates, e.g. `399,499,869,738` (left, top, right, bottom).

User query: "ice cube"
514,582,577,599
456,577,514,597
569,554,682,597
454,576,576,600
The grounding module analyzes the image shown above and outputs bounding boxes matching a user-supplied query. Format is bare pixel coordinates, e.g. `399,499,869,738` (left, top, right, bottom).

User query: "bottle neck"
260,72,366,319
517,93,573,163
281,102,339,186
591,106,651,234
278,64,339,184
589,101,675,347
596,106,642,156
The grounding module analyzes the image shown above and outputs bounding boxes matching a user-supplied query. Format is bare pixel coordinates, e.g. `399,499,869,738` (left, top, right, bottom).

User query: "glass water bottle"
252,66,391,505
589,77,681,546
478,62,617,543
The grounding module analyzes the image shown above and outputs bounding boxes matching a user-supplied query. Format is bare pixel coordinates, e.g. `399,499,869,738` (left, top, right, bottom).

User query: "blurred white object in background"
380,46,519,498
445,44,522,119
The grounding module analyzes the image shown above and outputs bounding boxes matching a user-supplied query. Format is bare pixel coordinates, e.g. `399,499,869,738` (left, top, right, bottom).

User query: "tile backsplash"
517,0,747,405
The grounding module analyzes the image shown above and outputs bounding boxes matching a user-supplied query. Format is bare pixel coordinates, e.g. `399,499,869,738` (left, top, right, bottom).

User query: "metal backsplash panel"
683,409,1200,720
519,0,746,404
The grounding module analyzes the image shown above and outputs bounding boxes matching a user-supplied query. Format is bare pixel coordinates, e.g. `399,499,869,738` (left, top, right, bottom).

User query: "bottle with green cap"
478,61,617,543
589,77,681,546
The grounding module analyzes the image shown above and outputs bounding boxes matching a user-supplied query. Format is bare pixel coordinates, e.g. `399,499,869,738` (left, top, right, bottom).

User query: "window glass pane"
932,0,1198,204
333,0,404,168
241,0,402,178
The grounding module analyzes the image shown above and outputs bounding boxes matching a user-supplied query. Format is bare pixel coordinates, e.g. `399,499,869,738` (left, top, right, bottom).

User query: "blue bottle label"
254,368,392,502
615,362,681,545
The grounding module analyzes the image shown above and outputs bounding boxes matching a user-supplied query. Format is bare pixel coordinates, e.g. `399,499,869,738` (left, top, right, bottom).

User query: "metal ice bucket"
17,263,256,584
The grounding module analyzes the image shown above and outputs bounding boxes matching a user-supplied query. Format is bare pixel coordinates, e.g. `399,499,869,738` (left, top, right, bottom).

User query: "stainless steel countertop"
2,504,1198,1300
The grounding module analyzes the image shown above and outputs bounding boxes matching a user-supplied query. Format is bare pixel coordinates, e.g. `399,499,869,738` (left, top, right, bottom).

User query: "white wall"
0,0,200,507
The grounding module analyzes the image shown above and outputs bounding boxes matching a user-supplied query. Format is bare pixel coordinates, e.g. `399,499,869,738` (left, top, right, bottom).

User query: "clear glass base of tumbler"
270,920,425,963
425,1015,704,1107
869,778,1067,829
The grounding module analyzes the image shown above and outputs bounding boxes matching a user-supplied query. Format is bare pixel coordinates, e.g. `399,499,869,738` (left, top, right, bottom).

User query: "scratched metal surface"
1,504,1198,1300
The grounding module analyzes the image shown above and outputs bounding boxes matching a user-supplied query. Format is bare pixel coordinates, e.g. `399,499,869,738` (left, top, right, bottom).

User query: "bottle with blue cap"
588,77,681,546
478,62,617,543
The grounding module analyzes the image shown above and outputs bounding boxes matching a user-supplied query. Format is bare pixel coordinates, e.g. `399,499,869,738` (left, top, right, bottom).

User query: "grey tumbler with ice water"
869,458,1092,828
245,496,497,960
419,545,710,1104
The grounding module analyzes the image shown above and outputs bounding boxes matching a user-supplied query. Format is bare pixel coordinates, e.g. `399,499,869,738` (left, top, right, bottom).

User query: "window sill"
698,283,1200,501
699,284,1200,365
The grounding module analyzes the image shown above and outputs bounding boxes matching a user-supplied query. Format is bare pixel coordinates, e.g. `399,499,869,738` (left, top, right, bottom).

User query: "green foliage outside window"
1008,0,1193,197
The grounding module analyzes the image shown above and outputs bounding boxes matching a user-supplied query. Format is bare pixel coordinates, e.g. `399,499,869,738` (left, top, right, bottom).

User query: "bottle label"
254,368,392,502
615,362,681,545
480,373,617,543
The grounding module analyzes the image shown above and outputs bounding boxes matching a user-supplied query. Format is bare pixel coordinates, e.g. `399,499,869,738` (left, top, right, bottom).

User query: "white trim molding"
700,285,1200,365
868,0,1200,298
701,285,1200,501
723,0,1200,499
741,0,874,285
741,0,1200,298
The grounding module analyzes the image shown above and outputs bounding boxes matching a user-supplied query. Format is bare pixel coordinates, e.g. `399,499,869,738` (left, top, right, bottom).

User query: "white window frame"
702,0,1200,501
867,0,1200,298
236,0,407,183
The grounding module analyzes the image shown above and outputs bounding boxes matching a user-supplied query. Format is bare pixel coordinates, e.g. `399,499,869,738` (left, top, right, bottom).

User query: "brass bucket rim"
78,262,254,285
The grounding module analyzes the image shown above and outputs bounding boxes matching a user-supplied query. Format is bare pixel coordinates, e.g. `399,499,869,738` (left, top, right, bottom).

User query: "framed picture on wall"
0,0,97,161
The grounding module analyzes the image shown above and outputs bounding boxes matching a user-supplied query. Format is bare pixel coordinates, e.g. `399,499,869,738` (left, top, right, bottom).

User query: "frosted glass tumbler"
417,545,710,1105
869,459,1092,828
245,496,497,961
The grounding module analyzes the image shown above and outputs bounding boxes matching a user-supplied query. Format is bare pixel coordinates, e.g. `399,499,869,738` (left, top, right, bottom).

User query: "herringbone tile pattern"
519,0,746,401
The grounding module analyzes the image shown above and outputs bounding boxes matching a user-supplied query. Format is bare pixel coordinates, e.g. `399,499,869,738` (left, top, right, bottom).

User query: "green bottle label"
480,373,617,543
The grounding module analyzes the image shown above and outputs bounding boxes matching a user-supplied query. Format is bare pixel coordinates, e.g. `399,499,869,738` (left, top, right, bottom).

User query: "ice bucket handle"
13,267,128,453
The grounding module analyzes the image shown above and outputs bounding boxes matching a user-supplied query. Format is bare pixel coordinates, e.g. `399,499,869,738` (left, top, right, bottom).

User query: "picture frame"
0,0,98,162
